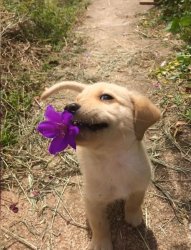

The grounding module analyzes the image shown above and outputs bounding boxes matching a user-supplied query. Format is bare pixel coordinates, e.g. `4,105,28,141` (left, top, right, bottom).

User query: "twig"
39,223,49,250
1,226,37,250
148,192,186,205
65,153,78,165
50,178,70,230
154,179,191,182
40,205,87,230
10,220,40,237
53,185,86,229
152,181,183,223
135,29,150,38
1,16,28,37
151,157,191,173
140,1,157,5
54,208,87,230
164,125,191,163
34,97,43,109
136,228,151,250
145,207,148,227
0,240,18,249
11,172,33,206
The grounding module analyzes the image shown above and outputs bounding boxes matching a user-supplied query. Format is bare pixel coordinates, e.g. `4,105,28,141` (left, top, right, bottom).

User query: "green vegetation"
1,0,87,147
160,0,191,43
155,46,191,86
151,1,191,122
3,0,87,45
154,46,191,121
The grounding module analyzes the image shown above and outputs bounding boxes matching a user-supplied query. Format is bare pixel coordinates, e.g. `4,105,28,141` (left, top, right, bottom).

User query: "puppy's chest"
80,155,149,202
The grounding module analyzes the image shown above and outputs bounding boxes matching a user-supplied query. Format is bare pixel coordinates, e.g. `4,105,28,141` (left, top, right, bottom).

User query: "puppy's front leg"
85,199,113,250
125,191,145,227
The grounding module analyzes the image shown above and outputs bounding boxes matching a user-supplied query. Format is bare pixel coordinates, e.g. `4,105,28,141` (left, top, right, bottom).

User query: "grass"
3,0,89,45
151,46,191,122
1,0,88,147
1,5,87,247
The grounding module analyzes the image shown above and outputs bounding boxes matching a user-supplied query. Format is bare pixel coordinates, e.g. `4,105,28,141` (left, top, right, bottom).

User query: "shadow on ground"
86,200,158,250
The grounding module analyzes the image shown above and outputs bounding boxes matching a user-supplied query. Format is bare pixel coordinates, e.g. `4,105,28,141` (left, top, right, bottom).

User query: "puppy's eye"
100,94,114,101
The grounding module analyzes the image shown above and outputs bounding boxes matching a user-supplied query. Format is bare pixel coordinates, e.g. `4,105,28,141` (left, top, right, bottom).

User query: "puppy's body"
78,140,151,203
41,81,160,250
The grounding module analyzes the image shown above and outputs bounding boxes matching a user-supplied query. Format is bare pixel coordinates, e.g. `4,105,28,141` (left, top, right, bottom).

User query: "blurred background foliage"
159,0,191,43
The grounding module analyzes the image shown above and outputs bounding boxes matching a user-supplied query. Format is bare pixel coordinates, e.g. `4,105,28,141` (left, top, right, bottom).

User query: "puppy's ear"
41,81,86,100
130,93,161,140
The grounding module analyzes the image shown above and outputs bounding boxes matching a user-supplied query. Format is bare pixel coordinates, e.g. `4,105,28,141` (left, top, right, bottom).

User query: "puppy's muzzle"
64,103,108,132
64,103,81,114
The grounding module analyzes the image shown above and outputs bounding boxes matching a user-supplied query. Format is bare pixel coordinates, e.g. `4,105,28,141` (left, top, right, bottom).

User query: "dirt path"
49,1,191,249
1,0,191,249
76,0,170,92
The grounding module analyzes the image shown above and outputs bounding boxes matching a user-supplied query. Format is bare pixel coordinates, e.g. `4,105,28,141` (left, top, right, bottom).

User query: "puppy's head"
41,81,160,147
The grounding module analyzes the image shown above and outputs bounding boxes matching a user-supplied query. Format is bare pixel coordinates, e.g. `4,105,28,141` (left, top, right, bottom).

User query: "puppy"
41,81,160,250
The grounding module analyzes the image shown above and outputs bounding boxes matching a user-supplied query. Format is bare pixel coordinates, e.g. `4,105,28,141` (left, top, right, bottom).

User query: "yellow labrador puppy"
41,81,160,250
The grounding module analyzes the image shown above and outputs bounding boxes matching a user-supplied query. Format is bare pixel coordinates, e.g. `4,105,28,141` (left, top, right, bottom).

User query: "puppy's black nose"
64,103,81,114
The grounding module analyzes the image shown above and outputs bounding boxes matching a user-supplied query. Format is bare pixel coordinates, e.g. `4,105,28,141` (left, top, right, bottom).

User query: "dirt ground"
1,0,191,249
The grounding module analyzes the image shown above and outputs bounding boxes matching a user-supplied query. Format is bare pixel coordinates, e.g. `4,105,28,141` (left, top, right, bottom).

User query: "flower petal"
37,121,58,138
67,125,79,149
68,134,77,149
49,136,68,155
45,105,62,122
69,125,80,136
61,111,73,125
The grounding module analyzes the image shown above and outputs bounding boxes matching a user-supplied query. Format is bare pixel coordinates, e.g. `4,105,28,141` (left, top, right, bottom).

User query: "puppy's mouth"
72,120,108,132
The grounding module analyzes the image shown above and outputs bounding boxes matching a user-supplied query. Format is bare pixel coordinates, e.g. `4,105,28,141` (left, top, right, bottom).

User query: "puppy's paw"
125,208,143,227
88,238,113,250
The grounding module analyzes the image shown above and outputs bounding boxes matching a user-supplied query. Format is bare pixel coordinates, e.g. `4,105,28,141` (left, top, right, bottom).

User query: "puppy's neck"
79,133,138,155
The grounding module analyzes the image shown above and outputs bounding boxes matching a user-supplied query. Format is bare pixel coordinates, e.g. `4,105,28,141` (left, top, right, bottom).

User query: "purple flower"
37,105,79,155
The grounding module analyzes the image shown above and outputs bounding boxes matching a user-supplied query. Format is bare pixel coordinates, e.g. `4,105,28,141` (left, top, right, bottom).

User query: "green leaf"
180,15,191,27
166,18,180,33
